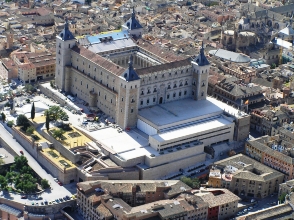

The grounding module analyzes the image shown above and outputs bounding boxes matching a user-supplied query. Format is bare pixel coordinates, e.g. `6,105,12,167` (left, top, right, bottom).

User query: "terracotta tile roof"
18,63,35,70
136,58,191,76
71,45,125,76
136,39,185,63
195,188,240,207
247,139,294,164
96,204,113,218
215,154,284,181
1,58,15,69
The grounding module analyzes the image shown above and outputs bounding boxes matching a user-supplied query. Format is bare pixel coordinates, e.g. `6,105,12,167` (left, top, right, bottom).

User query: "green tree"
26,126,35,135
1,112,6,122
14,156,28,171
41,179,50,189
24,84,35,93
7,121,14,127
5,172,14,186
180,176,200,189
52,128,65,140
23,181,37,193
0,175,7,189
271,63,276,69
279,192,287,204
45,111,49,131
45,106,68,121
16,114,29,129
20,165,33,176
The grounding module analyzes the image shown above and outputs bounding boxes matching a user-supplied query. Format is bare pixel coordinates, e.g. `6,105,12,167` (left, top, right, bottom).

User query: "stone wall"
0,197,75,220
12,127,39,159
39,128,80,163
38,83,79,113
12,127,77,184
141,153,206,180
39,151,77,184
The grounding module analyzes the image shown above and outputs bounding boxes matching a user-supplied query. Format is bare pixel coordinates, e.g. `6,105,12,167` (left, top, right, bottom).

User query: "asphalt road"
0,123,75,204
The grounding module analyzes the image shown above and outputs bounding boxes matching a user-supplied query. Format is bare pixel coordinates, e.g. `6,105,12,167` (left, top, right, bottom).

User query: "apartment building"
210,154,284,198
76,180,239,220
279,179,294,197
195,188,240,220
246,135,294,181
0,58,17,82
12,52,56,84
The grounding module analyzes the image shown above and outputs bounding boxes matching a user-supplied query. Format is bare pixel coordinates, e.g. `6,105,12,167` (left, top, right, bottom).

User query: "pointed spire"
121,54,139,82
65,17,69,30
129,54,134,70
132,6,135,18
193,41,209,66
58,16,75,41
200,41,204,55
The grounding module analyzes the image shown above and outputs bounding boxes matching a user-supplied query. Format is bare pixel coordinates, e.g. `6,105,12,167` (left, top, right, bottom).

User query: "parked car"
53,178,58,182
20,150,24,155
65,195,71,200
55,199,60,203
59,198,63,202
58,181,63,186
21,195,27,199
36,196,43,200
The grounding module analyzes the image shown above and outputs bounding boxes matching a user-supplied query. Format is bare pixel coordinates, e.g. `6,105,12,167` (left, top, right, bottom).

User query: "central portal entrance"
159,97,163,104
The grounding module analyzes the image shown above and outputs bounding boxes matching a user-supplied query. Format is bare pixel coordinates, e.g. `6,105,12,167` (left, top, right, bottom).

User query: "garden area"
43,148,75,170
0,155,50,193
15,114,44,142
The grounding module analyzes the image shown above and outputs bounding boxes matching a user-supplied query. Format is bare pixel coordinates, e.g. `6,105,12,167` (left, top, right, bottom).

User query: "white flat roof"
88,127,149,153
138,98,223,129
206,96,248,119
87,38,136,54
151,117,233,142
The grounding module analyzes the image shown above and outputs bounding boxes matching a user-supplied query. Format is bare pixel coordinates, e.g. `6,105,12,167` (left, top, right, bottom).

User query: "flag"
244,100,249,105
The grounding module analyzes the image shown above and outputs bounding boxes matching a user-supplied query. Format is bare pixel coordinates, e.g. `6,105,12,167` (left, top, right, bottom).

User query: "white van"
67,95,75,102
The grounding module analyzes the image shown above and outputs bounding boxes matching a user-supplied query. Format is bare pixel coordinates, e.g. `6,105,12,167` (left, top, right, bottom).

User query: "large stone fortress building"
55,11,250,179
55,11,209,130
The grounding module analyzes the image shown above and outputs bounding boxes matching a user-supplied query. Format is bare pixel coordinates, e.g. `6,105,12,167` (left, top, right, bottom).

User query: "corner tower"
191,42,210,101
55,19,76,91
117,55,140,129
122,7,143,38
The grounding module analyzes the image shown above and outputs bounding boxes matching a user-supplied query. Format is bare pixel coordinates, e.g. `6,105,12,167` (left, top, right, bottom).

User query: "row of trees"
0,156,50,193
180,176,201,189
